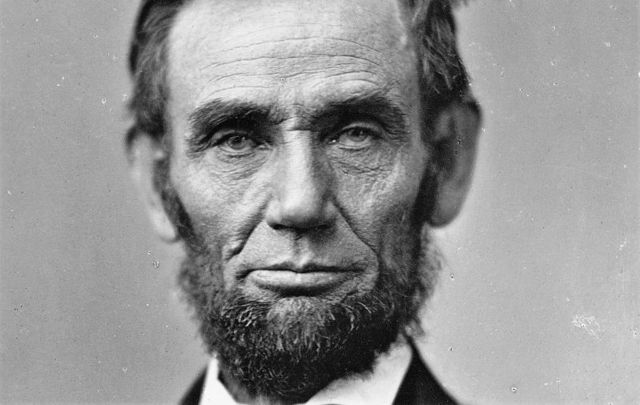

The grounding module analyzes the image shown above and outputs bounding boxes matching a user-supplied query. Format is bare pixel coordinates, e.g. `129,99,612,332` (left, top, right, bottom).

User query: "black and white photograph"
1,1,638,403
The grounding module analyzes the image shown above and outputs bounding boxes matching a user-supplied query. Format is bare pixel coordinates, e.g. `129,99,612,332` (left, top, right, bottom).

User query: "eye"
215,131,262,154
330,125,378,149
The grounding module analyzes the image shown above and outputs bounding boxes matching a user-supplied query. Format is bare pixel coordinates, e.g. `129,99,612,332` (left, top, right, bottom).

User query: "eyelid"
333,119,384,140
342,120,381,132
210,127,255,145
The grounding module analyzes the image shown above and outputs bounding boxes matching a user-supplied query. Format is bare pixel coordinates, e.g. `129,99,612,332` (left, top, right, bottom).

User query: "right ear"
128,133,179,243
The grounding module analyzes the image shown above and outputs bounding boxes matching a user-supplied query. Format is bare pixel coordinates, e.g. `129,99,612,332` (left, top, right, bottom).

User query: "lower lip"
247,270,353,294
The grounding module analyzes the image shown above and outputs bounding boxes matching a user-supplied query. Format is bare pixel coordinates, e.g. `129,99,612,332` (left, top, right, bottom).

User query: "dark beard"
156,159,440,403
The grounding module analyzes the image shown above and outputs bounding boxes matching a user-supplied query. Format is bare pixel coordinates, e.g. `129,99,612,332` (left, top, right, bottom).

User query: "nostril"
268,223,331,239
269,223,287,231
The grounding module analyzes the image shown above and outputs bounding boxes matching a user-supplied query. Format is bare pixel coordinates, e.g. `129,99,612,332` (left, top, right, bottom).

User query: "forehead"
167,0,418,118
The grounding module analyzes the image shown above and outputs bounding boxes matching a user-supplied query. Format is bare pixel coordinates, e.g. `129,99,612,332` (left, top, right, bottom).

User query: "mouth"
243,263,358,295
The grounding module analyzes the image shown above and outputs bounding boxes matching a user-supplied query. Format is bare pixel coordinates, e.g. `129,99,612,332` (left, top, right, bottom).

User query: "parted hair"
126,0,472,147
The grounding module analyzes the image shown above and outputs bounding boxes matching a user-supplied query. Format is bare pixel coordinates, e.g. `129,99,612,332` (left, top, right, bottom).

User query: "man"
126,0,480,403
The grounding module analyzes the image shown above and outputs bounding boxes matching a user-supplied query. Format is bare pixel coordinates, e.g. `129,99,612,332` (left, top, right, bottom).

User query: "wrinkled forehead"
167,0,418,110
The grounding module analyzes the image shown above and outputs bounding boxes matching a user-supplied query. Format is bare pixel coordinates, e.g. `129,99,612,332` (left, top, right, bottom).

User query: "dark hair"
126,0,473,148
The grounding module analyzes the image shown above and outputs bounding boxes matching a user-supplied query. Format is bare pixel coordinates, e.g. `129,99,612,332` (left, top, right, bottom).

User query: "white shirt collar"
199,340,412,405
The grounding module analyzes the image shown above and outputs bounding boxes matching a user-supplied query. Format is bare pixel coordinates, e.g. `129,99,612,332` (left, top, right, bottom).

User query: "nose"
265,139,336,231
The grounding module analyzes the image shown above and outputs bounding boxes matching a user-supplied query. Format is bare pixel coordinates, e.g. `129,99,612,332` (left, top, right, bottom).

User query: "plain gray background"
1,0,638,403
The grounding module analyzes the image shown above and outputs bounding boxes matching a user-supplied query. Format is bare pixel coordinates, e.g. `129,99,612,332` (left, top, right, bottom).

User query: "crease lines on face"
200,53,385,73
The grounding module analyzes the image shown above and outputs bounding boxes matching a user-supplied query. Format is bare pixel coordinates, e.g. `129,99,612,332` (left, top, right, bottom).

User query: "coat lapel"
392,343,457,405
180,368,206,405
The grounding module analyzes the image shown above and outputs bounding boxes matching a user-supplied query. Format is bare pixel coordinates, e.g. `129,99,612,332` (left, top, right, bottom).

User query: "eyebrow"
188,99,277,135
313,91,409,136
186,89,409,154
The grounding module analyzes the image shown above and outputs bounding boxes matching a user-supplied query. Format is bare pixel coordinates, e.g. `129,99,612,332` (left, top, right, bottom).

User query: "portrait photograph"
1,0,638,403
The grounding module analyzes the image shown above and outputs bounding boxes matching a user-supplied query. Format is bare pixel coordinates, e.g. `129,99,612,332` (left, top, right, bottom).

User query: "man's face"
162,0,435,400
168,0,427,304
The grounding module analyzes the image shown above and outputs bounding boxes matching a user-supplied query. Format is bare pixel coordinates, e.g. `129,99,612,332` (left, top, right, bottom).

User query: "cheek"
336,150,426,249
171,164,238,249
170,161,270,287
172,150,258,216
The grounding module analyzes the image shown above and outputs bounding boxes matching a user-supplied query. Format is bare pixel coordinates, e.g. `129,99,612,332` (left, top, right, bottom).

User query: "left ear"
427,100,481,227
128,132,180,243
